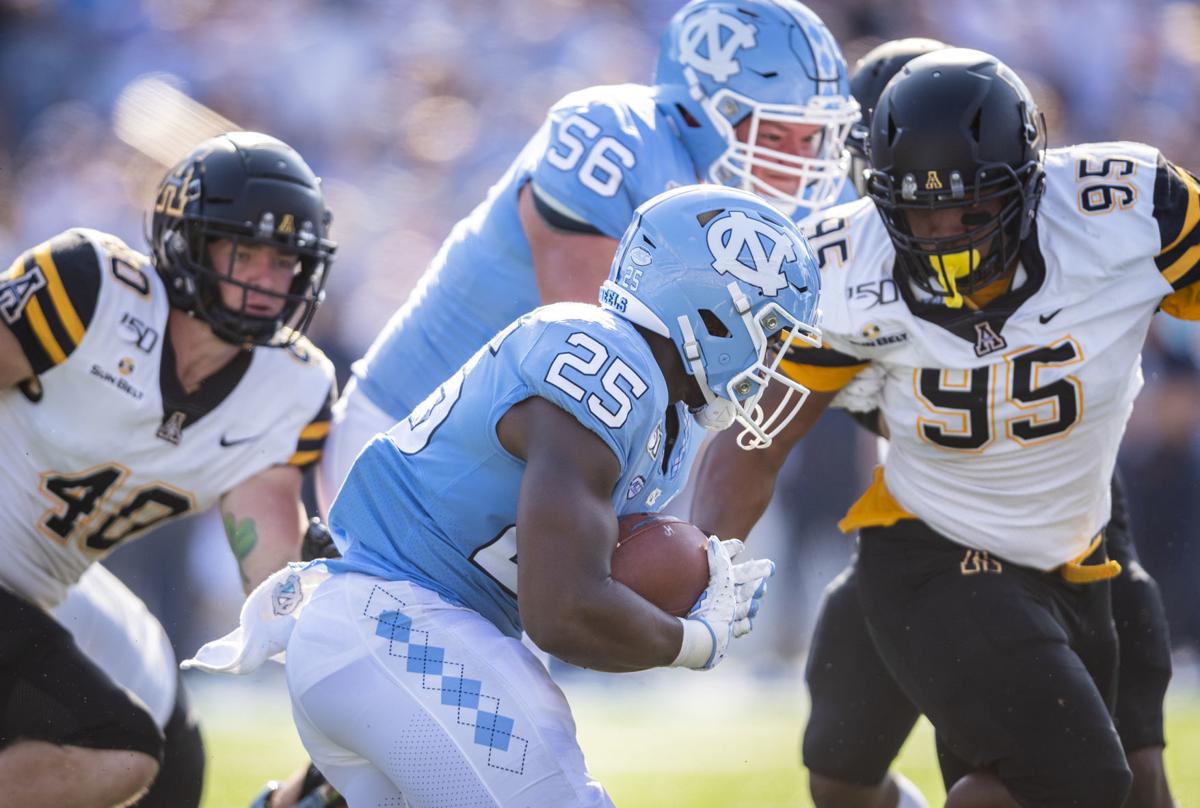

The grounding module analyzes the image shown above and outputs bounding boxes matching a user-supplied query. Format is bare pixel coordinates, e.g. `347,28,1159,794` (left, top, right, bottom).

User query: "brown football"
612,513,709,617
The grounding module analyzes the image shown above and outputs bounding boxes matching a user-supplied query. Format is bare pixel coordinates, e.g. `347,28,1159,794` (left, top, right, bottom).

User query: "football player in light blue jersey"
316,0,857,514
267,186,822,806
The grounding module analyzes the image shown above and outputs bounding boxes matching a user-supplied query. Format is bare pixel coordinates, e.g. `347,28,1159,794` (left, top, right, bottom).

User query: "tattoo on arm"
224,512,258,586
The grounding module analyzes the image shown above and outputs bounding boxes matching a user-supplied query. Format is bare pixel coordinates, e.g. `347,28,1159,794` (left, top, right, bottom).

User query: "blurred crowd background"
2,0,1198,670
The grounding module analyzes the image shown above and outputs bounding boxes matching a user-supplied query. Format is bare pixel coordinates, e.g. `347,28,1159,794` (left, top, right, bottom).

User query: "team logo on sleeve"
679,8,757,82
707,211,794,296
0,266,46,324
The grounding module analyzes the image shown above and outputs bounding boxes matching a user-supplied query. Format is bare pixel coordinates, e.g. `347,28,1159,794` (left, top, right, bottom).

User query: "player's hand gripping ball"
612,513,709,616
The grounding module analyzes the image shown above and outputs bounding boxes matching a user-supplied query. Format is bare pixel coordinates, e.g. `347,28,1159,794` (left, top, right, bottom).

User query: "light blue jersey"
329,303,702,637
832,177,860,206
354,84,698,419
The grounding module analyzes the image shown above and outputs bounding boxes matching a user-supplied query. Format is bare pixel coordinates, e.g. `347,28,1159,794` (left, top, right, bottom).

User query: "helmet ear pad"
149,132,336,347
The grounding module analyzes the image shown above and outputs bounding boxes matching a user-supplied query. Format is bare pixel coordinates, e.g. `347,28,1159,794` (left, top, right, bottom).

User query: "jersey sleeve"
782,201,873,391
287,376,337,470
526,96,649,240
515,320,655,470
779,340,870,393
0,229,103,374
1153,156,1200,319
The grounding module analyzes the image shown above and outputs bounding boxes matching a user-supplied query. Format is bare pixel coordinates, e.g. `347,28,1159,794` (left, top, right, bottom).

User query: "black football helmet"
865,48,1045,307
149,132,336,347
846,38,948,195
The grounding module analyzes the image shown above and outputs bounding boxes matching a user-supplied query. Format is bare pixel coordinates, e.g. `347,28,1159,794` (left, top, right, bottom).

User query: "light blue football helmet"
599,185,822,448
655,0,859,219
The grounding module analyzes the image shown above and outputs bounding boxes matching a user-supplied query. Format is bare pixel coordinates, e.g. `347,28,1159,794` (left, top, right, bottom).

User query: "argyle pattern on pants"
364,584,530,775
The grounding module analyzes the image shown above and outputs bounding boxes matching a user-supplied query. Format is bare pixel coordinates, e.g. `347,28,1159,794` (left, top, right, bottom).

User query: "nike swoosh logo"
220,433,263,448
1038,308,1063,325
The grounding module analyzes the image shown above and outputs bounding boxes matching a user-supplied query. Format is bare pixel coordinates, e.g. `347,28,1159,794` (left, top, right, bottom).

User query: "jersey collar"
896,221,1048,349
158,327,254,437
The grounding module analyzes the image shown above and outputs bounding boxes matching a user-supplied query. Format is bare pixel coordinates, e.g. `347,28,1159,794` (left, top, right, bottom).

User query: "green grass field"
194,668,1200,807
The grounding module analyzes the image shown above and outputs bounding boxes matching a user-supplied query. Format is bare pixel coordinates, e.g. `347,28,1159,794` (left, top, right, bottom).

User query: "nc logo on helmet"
679,8,757,83
706,211,794,296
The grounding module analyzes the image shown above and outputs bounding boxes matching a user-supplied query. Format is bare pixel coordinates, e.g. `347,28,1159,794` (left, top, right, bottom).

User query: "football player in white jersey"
314,0,859,518
783,40,1176,808
0,131,337,808
693,47,1200,807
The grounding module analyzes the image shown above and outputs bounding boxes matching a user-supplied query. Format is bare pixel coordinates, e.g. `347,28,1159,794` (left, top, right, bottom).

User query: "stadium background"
2,0,1198,804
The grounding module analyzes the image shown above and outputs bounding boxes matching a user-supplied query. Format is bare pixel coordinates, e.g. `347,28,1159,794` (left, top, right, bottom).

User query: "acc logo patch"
678,8,757,83
626,475,646,500
707,211,794,296
646,424,662,460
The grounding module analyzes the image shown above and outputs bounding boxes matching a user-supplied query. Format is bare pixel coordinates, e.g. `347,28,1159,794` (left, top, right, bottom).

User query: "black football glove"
249,762,346,808
301,517,340,561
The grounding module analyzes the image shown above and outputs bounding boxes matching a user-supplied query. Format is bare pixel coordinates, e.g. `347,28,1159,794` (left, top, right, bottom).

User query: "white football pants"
315,378,397,521
286,573,614,808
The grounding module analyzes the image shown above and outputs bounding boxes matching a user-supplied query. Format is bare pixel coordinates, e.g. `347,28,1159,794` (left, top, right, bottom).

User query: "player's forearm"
521,581,683,672
224,512,303,593
235,529,303,593
690,431,779,540
221,466,307,593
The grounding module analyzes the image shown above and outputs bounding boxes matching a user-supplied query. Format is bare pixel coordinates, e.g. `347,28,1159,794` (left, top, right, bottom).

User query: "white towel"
181,562,330,675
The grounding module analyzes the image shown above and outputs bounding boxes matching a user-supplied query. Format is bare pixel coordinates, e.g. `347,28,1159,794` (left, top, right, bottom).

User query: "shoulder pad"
0,228,115,373
531,85,687,239
1040,142,1167,282
519,309,659,439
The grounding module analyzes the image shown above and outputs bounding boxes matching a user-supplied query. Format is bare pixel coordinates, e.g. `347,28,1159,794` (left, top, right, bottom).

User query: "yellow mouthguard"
928,249,979,309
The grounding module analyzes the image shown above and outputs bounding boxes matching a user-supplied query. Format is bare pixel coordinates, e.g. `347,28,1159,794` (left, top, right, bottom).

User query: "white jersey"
787,142,1200,569
0,228,336,608
53,565,176,728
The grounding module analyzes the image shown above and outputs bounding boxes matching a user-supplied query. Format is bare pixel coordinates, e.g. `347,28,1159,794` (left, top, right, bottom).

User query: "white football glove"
728,539,775,639
830,364,885,414
670,537,776,670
